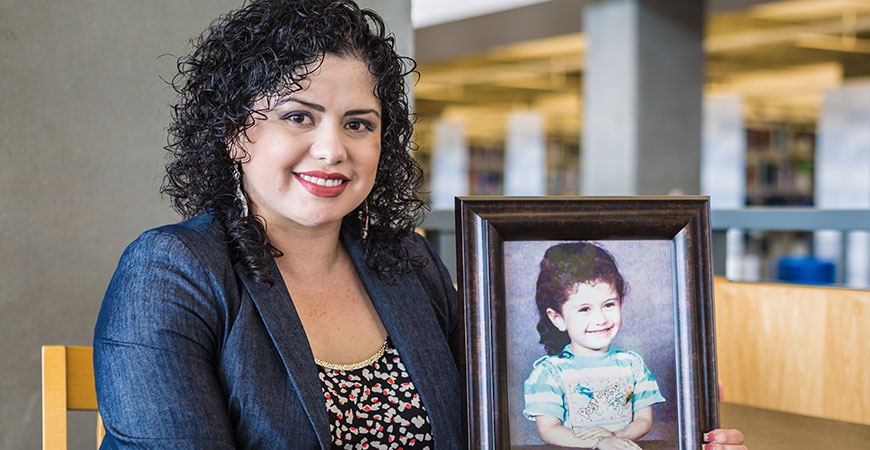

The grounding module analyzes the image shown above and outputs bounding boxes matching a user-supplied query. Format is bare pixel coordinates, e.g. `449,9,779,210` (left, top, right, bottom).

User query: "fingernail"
703,432,710,442
703,445,713,450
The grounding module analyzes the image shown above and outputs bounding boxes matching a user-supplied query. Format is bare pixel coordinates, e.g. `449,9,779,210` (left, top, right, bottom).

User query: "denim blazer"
93,215,465,449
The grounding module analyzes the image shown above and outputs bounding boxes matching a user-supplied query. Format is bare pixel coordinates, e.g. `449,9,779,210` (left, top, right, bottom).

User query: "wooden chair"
42,345,106,450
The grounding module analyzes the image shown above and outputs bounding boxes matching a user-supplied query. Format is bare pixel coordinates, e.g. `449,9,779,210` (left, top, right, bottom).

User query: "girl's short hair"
534,242,627,355
161,0,423,284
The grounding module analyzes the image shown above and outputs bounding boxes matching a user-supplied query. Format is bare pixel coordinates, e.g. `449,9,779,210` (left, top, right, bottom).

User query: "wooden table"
720,402,870,450
508,403,870,449
513,441,674,450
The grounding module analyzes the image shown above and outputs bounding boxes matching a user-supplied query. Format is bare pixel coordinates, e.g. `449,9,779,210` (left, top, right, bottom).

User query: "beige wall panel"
715,278,825,415
714,277,870,425
822,288,870,423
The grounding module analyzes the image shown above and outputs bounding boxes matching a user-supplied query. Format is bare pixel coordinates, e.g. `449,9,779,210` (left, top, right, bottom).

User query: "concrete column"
581,0,704,195
430,120,470,209
701,96,746,278
701,96,745,208
504,111,547,196
358,0,413,102
358,0,412,58
814,81,870,289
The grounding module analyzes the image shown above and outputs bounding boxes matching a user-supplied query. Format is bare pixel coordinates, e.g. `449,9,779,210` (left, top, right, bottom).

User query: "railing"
710,208,869,284
419,207,870,285
418,209,458,279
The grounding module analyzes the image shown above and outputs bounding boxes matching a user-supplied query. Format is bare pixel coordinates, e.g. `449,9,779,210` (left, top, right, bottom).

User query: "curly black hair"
534,242,628,355
161,0,425,284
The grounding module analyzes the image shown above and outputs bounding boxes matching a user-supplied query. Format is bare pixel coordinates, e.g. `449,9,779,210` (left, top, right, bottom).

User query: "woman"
93,1,745,449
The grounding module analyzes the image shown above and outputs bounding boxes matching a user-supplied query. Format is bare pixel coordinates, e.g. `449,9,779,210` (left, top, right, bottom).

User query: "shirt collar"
560,344,615,360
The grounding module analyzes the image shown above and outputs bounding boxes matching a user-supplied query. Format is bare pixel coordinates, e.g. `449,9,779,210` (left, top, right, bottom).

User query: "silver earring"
361,200,370,240
233,163,248,217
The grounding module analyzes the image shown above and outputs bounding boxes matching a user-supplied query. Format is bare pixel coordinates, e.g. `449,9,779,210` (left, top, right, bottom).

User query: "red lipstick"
295,171,349,198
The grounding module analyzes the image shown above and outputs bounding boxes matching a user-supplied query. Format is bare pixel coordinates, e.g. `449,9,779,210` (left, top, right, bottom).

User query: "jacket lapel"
342,233,457,447
236,261,332,450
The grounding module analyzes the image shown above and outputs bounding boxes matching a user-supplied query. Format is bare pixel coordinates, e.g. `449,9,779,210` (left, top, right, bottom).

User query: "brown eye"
346,119,374,132
282,112,311,125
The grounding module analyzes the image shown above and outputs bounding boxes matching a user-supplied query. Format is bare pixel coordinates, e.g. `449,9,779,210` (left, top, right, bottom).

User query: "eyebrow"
276,97,380,118
573,297,619,306
345,108,381,119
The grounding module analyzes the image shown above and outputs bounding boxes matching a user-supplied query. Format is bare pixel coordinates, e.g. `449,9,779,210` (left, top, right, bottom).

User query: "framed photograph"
456,197,718,450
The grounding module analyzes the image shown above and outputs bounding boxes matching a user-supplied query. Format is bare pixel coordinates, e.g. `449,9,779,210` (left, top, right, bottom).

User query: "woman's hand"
595,436,642,450
703,381,747,449
703,429,746,450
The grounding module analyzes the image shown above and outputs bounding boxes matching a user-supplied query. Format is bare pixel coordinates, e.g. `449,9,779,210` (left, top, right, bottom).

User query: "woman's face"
237,54,381,233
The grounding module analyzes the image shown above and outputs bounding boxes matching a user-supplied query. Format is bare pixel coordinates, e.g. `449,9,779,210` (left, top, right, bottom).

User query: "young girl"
523,242,665,450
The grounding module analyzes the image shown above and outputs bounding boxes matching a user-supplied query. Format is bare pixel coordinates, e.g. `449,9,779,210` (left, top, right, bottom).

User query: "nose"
310,124,347,164
591,308,609,325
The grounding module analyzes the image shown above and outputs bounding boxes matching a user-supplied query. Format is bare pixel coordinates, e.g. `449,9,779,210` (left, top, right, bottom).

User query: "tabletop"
506,403,870,449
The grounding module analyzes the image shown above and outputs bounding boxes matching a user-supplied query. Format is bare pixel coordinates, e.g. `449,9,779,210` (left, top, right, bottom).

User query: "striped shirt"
523,346,665,431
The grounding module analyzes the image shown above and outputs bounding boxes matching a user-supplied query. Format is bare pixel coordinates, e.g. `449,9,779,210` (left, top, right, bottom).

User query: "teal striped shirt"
523,345,665,431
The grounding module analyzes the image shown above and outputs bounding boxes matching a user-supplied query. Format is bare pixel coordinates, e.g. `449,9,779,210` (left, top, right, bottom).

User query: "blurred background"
1,0,867,448
412,0,869,289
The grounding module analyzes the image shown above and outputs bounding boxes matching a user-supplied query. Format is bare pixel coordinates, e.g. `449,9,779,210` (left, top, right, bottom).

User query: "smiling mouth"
294,171,350,198
296,173,347,187
587,325,613,334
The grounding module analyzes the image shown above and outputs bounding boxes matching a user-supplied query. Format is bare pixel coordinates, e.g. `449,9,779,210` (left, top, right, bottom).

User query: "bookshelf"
738,120,825,283
546,135,581,195
468,141,505,195
745,122,815,206
466,135,581,196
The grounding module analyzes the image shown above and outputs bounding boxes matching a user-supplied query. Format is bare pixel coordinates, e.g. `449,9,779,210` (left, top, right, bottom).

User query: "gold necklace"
313,339,388,371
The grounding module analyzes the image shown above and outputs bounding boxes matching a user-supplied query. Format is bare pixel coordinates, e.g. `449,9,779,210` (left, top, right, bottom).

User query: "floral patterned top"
316,338,434,449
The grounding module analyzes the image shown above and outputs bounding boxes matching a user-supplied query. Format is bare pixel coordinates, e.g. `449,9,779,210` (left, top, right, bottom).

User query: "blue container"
777,256,835,284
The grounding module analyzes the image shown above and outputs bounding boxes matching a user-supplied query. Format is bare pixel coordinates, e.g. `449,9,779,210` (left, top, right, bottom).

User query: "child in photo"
523,242,665,450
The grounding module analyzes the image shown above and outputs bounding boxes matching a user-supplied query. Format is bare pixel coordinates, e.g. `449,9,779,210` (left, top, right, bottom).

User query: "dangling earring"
233,163,249,217
360,200,370,240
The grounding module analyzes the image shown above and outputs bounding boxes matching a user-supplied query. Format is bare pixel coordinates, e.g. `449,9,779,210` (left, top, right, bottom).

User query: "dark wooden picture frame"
456,197,718,449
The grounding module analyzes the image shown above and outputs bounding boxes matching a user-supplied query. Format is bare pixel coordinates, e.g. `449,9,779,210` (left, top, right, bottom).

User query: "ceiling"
410,0,552,28
412,0,870,144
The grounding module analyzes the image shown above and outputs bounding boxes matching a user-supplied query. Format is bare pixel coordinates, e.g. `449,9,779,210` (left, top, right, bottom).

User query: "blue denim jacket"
93,215,465,449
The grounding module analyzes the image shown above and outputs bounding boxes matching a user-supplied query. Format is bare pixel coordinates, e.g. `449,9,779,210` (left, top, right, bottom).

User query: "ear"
546,308,566,332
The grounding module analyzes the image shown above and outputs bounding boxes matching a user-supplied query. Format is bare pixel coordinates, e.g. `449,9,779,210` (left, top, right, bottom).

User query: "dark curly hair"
534,242,627,355
161,0,425,284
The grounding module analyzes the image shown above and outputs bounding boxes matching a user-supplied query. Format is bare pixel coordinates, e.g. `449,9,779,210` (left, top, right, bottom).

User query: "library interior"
409,0,870,449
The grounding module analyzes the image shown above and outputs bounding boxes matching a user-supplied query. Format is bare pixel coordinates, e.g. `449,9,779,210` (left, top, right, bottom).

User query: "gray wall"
0,1,251,449
0,1,410,448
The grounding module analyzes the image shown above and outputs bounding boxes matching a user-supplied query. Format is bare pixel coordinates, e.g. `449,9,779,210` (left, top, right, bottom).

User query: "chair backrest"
42,345,105,450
